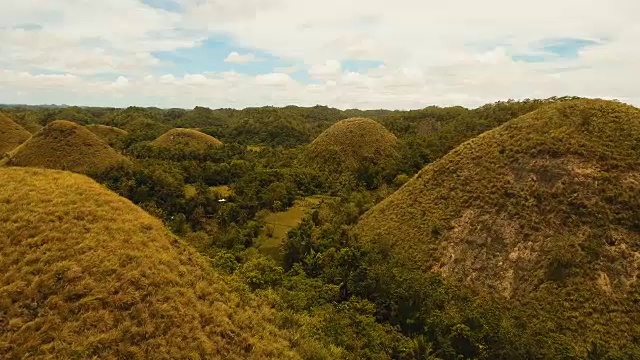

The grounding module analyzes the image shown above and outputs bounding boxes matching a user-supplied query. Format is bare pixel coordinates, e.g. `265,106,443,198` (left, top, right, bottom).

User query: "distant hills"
304,118,400,183
86,124,128,146
0,103,70,109
152,128,223,151
0,113,31,155
7,120,129,175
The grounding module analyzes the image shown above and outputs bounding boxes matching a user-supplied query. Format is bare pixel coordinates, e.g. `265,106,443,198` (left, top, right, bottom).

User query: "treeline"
5,97,580,151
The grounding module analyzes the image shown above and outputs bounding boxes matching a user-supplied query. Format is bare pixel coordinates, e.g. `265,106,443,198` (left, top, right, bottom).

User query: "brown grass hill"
304,117,400,176
153,128,223,151
86,124,129,146
0,167,299,359
19,122,43,134
7,113,43,134
354,99,640,354
6,120,129,175
0,113,31,156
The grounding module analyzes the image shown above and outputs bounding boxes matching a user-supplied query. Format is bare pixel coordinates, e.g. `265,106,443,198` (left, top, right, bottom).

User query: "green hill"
0,113,31,155
153,128,223,151
86,124,128,146
304,118,399,177
355,99,640,355
7,120,129,175
0,167,298,359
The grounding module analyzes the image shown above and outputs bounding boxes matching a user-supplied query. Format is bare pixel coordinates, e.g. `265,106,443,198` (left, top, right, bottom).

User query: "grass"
257,196,326,259
184,184,198,198
4,112,43,134
6,120,129,175
247,145,267,152
0,167,299,359
86,124,128,146
304,117,399,175
0,113,31,155
19,122,43,134
355,99,640,354
184,184,232,199
153,128,223,151
211,185,232,197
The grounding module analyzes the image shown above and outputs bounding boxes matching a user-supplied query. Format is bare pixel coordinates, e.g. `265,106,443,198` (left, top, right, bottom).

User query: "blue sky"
512,38,602,63
152,35,286,75
142,0,183,12
150,35,385,84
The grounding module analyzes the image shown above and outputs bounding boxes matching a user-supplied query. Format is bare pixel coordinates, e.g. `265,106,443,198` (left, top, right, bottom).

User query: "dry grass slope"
153,128,223,151
355,99,640,352
305,118,399,174
86,124,128,146
7,120,129,175
0,113,31,156
21,123,43,134
0,167,299,359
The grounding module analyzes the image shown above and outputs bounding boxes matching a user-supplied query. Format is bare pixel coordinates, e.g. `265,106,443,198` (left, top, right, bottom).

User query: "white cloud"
255,73,293,86
1,0,640,108
112,76,129,87
159,74,177,83
308,60,341,80
273,65,300,74
183,74,208,84
224,51,263,64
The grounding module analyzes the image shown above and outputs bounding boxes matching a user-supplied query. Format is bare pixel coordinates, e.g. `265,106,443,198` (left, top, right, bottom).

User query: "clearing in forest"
257,196,329,259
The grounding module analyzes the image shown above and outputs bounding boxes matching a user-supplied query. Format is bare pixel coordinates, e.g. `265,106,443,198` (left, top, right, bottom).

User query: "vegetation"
6,120,129,175
256,196,325,259
152,128,223,151
86,124,128,146
304,118,400,188
0,167,298,359
2,97,638,358
0,113,31,155
355,99,640,357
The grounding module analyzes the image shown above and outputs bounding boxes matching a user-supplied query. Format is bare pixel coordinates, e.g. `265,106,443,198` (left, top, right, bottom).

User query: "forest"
2,96,639,359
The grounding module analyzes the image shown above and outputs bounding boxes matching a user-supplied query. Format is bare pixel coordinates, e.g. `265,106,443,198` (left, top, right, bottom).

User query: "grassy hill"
153,128,223,151
355,99,640,354
0,113,31,155
0,167,298,359
19,122,43,134
7,120,129,175
304,118,399,177
86,124,128,146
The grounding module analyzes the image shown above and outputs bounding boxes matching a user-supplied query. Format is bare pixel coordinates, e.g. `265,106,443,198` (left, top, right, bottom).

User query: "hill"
153,128,223,151
19,122,43,134
0,167,298,359
304,117,399,177
7,120,128,175
0,113,31,156
86,124,128,146
355,99,640,354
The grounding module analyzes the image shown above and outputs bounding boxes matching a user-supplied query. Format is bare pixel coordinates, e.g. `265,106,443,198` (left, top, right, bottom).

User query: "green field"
210,185,232,197
247,145,267,151
257,196,329,259
184,184,232,199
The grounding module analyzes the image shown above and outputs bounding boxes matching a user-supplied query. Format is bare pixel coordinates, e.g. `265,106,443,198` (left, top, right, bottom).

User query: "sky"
1,0,639,110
